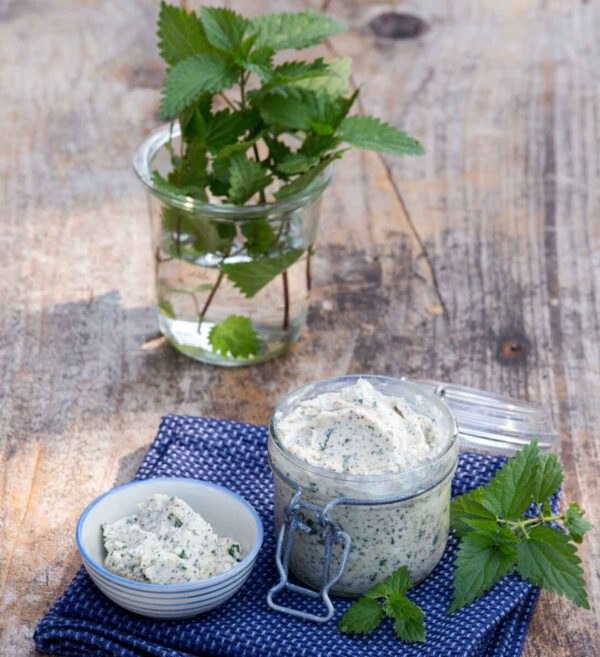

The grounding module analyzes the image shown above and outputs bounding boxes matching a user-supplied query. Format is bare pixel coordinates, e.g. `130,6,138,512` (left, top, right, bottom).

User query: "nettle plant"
153,3,423,361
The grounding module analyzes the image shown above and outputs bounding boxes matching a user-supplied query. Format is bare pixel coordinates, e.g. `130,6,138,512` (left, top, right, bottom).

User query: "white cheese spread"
102,494,241,584
276,378,444,474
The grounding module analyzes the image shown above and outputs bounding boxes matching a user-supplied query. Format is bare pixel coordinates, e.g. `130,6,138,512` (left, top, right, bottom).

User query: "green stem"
220,92,237,110
252,142,267,204
306,246,313,291
175,216,182,257
239,72,248,108
501,513,564,539
282,269,290,331
197,249,231,333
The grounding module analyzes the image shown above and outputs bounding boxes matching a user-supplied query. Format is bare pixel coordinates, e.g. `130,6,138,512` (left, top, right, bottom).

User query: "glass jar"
269,375,459,597
133,124,333,367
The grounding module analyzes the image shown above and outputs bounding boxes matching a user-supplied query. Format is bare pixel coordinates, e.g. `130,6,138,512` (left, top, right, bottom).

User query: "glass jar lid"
412,379,559,455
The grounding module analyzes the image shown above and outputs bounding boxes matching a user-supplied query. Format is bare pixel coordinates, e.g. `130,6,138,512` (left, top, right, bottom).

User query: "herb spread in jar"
276,377,444,474
102,494,241,584
270,377,457,596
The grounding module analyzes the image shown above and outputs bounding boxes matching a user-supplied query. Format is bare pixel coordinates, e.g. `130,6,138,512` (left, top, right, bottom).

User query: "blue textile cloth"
35,415,541,657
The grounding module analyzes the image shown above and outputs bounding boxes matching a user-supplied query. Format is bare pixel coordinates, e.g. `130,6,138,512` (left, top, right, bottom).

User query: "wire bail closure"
266,485,352,623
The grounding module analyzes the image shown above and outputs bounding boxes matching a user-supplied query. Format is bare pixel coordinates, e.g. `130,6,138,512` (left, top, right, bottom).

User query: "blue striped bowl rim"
84,558,256,601
76,477,263,594
88,569,249,612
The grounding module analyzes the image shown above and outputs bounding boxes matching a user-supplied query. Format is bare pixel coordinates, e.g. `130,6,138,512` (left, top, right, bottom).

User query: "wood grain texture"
1,0,598,655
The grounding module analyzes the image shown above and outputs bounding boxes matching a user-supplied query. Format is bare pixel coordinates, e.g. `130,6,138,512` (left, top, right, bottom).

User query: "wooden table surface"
1,1,598,655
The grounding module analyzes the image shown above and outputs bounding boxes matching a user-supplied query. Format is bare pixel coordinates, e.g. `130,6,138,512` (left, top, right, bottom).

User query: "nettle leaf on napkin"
450,441,592,613
339,566,426,643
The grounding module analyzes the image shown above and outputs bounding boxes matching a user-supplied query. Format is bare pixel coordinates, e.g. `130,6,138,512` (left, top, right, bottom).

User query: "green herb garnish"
339,566,425,642
449,441,592,612
227,543,241,561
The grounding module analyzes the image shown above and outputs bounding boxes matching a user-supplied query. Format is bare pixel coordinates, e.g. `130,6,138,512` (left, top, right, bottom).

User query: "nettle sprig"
154,3,423,359
339,566,426,642
449,440,591,611
157,3,423,203
340,442,592,643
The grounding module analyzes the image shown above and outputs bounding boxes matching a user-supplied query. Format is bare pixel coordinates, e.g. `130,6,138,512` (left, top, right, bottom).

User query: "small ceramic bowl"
76,477,263,619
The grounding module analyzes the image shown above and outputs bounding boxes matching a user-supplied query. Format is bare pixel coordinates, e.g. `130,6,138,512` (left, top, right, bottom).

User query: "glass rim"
269,374,459,486
132,123,335,218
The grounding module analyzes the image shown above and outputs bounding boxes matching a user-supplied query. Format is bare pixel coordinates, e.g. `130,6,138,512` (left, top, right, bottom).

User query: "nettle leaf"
157,2,210,66
449,530,518,613
299,133,341,159
261,88,356,133
216,138,259,162
266,59,330,88
363,581,389,601
161,206,192,234
338,598,384,635
202,108,259,151
276,153,320,175
564,503,594,544
189,216,220,253
340,567,425,642
274,151,341,200
221,249,304,297
227,154,273,204
180,96,213,140
258,89,313,131
158,297,176,319
251,11,345,51
265,136,292,166
339,115,425,155
168,140,210,193
200,6,249,53
517,525,589,608
241,220,275,256
481,441,540,519
152,170,207,200
450,487,496,537
384,567,412,596
295,58,351,96
208,315,262,358
385,594,426,643
533,453,563,504
241,45,274,81
161,53,237,119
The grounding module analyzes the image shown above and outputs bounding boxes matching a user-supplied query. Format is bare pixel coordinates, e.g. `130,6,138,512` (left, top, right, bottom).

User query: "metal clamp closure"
266,488,351,623
266,455,455,623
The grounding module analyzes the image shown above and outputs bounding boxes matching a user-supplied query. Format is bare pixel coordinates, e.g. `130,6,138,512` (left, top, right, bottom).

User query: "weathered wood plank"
0,1,598,655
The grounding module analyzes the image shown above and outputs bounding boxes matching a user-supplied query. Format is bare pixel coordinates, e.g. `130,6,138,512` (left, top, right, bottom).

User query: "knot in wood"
369,12,427,40
497,333,529,365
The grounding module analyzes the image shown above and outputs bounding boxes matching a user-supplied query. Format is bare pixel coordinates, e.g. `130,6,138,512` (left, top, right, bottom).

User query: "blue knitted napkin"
35,415,541,657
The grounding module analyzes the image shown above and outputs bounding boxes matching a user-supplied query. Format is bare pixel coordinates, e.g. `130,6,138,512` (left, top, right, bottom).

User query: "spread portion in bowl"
276,378,444,474
102,494,241,584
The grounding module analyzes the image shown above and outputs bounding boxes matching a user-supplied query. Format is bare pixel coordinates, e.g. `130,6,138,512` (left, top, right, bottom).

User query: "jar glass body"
134,125,332,367
269,375,459,597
